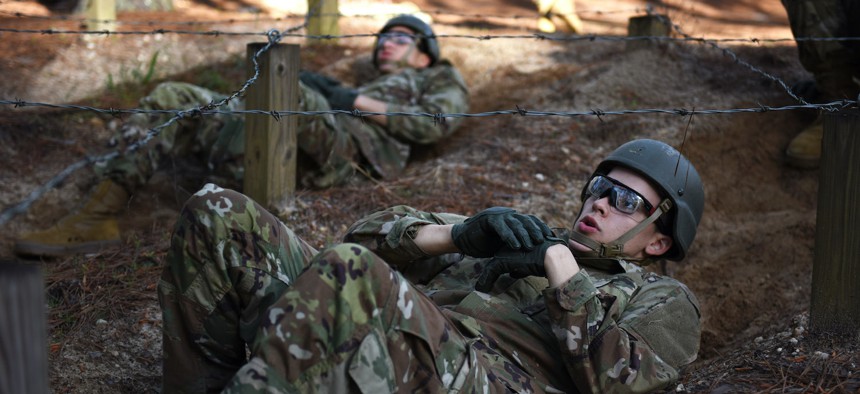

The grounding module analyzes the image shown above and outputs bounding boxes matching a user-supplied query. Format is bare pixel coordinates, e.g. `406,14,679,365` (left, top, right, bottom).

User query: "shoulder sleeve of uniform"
424,60,469,93
621,275,702,368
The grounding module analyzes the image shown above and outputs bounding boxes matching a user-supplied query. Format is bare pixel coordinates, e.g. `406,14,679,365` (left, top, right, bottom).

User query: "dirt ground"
1,0,858,392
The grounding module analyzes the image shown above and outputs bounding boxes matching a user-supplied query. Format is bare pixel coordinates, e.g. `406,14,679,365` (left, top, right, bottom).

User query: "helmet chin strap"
569,198,673,260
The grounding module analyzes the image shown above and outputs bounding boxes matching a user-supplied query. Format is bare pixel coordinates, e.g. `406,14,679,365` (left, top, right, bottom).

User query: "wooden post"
307,0,340,45
83,0,116,32
626,14,670,51
243,43,300,217
810,109,860,339
0,261,49,394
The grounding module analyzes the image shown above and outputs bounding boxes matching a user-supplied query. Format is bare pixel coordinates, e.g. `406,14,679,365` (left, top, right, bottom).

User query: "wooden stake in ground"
811,108,860,340
82,0,116,32
307,0,340,45
627,14,670,51
0,261,49,394
243,43,300,217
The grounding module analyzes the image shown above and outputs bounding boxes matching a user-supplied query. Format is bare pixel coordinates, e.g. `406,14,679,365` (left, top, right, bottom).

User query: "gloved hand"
299,71,341,94
475,236,567,292
325,85,359,110
451,207,553,258
299,71,358,110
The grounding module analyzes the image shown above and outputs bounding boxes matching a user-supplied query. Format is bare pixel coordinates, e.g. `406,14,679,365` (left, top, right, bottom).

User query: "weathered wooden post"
82,0,117,32
307,0,340,45
0,261,50,394
810,109,860,339
626,14,670,51
243,43,300,217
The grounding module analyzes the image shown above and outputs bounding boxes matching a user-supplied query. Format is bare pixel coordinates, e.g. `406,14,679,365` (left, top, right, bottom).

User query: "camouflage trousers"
158,185,501,393
782,0,860,99
96,81,358,193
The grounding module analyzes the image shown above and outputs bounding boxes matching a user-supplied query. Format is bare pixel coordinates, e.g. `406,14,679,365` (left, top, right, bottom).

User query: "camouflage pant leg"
222,243,504,393
782,0,860,99
296,82,359,188
158,184,318,393
96,82,245,192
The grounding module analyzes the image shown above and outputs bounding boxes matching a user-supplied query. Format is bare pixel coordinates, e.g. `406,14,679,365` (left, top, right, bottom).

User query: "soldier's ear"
645,233,672,257
414,52,431,68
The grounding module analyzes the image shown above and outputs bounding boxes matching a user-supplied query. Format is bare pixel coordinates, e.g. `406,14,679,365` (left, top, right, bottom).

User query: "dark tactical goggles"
376,32,417,48
585,175,655,215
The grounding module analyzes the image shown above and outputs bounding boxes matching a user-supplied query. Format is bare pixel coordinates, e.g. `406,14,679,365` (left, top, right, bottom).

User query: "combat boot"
538,16,556,33
558,13,584,34
785,116,823,169
14,180,130,257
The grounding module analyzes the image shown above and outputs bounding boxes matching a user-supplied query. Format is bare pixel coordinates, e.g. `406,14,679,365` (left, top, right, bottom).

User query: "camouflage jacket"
343,205,702,393
346,60,469,178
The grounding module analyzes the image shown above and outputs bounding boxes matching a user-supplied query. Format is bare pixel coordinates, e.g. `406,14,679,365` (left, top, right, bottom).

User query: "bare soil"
1,0,858,392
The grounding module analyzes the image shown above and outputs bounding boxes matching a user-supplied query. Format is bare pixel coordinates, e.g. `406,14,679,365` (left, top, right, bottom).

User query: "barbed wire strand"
3,25,860,45
2,98,856,118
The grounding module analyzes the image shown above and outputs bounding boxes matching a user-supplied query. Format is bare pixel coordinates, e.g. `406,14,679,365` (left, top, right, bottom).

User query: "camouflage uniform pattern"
160,188,701,393
98,61,468,192
782,0,860,99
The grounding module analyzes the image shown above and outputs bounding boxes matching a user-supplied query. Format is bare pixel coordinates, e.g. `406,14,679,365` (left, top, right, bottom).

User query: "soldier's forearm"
354,95,388,126
413,224,458,256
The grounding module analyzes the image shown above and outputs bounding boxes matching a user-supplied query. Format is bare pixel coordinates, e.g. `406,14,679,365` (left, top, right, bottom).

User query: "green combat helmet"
571,139,705,261
373,14,439,67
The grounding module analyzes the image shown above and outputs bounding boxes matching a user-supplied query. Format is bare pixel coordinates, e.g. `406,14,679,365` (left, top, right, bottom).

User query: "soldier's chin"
376,60,400,73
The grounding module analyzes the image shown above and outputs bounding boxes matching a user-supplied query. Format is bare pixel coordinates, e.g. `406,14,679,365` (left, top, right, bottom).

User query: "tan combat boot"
14,180,130,257
785,116,823,169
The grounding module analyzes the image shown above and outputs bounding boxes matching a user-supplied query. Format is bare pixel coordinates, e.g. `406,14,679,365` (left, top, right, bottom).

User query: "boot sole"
14,239,122,258
785,152,820,170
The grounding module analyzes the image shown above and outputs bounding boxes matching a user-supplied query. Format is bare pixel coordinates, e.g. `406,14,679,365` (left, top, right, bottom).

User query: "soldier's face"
571,167,669,259
375,26,431,73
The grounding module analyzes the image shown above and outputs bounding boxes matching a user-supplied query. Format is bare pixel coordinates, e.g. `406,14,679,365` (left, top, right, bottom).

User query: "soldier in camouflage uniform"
782,0,860,168
14,14,469,258
159,139,705,393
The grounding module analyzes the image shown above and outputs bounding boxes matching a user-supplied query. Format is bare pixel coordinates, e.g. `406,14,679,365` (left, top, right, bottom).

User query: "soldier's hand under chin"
475,236,566,292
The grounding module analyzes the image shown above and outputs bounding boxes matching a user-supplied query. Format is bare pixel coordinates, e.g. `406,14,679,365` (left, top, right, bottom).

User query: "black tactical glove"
451,207,553,258
325,85,359,110
299,71,341,94
475,236,567,292
298,71,358,110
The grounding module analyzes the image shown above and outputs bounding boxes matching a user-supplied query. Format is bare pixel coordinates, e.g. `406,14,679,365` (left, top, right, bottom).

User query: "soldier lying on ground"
159,138,705,393
14,14,469,258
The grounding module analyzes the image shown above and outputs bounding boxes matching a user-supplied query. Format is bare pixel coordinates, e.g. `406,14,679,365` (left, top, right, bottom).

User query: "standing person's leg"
783,0,860,168
159,184,318,392
223,243,504,393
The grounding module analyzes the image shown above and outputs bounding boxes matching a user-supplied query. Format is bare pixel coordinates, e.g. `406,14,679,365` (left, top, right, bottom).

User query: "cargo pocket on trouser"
349,325,473,393
348,328,398,393
159,278,244,392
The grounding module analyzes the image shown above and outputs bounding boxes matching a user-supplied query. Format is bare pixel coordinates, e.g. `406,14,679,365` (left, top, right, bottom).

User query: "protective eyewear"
377,32,417,48
585,175,654,215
